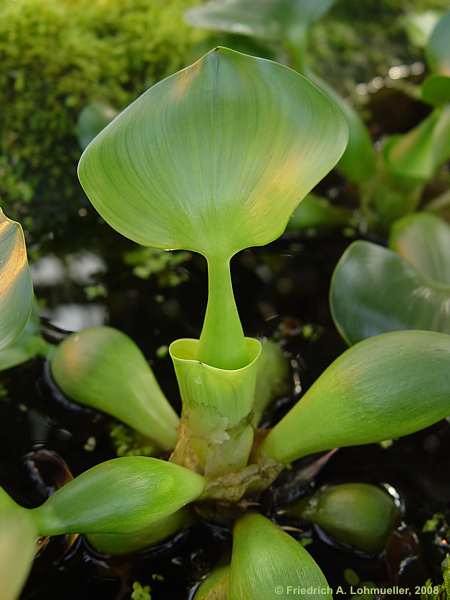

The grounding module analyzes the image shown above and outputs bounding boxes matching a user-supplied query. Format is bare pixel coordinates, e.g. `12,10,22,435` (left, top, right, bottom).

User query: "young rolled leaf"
259,330,450,464
194,565,229,600
30,457,205,536
51,327,179,451
288,483,398,554
185,0,335,42
252,338,289,425
426,10,450,76
87,508,192,555
0,508,37,600
0,209,33,351
78,47,347,369
331,215,450,344
170,337,261,477
230,513,331,599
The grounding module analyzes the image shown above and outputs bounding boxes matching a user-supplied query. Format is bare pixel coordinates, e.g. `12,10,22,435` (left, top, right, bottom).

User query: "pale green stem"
284,25,309,74
197,255,248,370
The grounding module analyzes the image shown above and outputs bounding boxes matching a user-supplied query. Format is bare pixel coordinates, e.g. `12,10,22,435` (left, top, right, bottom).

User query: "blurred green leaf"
0,209,33,351
390,213,450,283
76,101,118,150
260,330,450,463
330,215,450,344
230,513,330,599
287,193,351,231
421,74,450,107
402,11,441,48
30,457,205,536
384,105,450,182
426,10,450,76
185,0,335,42
51,326,179,451
288,483,398,554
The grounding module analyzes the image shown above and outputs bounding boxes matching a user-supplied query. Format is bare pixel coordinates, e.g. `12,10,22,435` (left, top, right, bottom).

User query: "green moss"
131,581,152,600
0,0,200,240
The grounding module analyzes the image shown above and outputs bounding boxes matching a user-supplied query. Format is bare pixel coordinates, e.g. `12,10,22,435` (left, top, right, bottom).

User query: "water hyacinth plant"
1,47,450,599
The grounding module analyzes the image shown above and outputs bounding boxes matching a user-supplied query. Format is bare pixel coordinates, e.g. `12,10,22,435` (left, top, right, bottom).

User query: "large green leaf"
0,209,33,351
185,0,335,42
426,10,450,76
288,483,398,554
30,457,205,536
230,513,330,599
421,74,450,107
259,330,450,464
330,215,450,344
78,47,347,259
51,327,179,451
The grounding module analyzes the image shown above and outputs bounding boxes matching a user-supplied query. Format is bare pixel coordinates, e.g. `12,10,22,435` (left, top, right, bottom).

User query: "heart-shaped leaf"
51,327,179,451
426,10,450,76
288,483,398,554
330,214,450,344
185,0,335,42
259,330,450,464
30,457,205,536
78,47,347,259
0,209,33,351
230,513,330,599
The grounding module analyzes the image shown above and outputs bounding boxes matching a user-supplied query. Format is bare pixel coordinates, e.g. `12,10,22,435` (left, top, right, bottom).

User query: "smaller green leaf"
76,101,118,150
230,513,331,599
87,508,192,555
389,213,450,284
194,565,229,600
259,330,450,464
30,457,205,536
0,497,37,600
288,483,398,554
426,10,450,76
51,327,179,451
287,193,350,231
0,209,33,351
185,0,335,42
421,74,450,107
330,214,450,343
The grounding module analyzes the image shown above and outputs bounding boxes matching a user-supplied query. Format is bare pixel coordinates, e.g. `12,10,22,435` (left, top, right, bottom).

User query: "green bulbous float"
288,483,399,554
260,330,450,464
30,457,205,536
194,565,229,600
51,326,179,451
230,513,331,599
